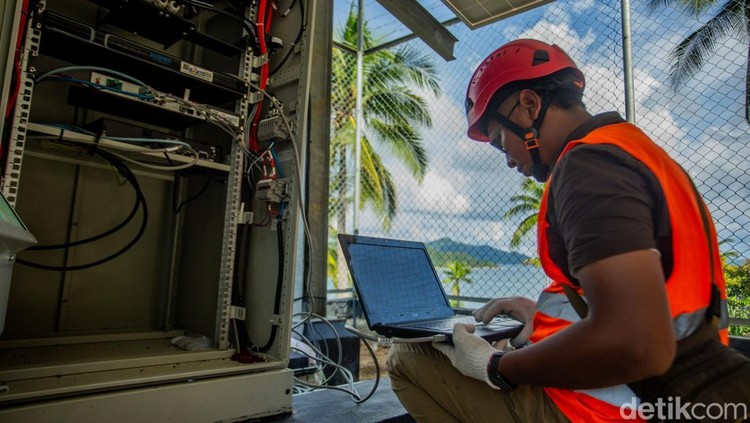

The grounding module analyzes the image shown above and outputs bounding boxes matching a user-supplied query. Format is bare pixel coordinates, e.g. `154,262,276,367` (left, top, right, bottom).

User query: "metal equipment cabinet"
0,0,331,420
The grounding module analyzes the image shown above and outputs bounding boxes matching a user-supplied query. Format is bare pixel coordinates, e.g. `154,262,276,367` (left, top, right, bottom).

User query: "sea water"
436,264,550,308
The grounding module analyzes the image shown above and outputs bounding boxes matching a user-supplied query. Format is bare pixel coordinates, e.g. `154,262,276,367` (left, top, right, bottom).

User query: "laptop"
338,234,524,343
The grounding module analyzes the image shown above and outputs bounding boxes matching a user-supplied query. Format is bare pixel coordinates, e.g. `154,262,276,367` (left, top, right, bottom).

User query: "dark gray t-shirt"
545,113,673,283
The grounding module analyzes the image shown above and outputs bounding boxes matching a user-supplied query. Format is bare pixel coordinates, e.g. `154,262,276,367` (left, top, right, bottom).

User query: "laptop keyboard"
407,315,479,330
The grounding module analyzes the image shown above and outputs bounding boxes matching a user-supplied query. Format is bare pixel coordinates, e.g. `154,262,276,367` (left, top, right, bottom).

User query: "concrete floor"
259,378,414,423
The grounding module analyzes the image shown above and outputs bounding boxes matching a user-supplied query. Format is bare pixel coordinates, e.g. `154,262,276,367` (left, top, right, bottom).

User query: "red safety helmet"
465,39,584,142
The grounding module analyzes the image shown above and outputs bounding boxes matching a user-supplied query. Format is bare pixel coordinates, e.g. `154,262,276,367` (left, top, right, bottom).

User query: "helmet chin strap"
490,97,552,182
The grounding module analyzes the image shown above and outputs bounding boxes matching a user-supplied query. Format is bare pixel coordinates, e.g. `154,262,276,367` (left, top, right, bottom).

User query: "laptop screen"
341,236,454,326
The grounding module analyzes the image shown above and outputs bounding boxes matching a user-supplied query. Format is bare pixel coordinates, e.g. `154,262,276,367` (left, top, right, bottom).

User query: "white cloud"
516,20,597,55
413,172,470,213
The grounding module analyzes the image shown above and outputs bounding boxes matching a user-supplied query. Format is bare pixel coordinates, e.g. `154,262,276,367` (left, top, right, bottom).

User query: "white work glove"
433,323,501,389
474,296,536,348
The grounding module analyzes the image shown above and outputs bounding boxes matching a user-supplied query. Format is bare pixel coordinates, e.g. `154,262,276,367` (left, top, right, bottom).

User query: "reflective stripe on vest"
575,384,638,409
533,281,730,341
536,291,582,323
673,299,729,340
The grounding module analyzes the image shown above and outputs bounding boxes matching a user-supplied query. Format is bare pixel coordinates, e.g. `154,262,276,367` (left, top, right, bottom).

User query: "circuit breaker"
0,0,329,421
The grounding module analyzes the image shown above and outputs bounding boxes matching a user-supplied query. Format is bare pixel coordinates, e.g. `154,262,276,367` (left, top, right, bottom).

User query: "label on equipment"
180,62,214,83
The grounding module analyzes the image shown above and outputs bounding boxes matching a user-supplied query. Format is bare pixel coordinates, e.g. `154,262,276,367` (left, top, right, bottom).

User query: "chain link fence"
328,0,750,331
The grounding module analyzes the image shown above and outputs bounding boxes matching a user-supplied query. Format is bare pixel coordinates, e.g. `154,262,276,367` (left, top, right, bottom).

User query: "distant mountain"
426,237,530,267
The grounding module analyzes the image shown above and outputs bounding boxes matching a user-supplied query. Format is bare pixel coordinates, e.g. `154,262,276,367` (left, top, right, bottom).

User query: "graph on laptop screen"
347,242,453,325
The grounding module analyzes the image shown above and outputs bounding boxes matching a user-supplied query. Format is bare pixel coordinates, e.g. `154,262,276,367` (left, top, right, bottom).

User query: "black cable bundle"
17,149,148,271
259,219,285,351
269,0,304,76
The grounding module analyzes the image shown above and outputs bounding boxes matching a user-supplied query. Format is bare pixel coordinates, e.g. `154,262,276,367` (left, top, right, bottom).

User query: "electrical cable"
259,218,284,351
179,0,259,54
344,324,448,345
36,70,243,159
173,174,213,214
269,0,304,76
24,130,141,253
290,327,381,404
157,92,253,164
249,82,315,324
16,149,149,271
288,321,442,405
247,0,273,152
36,122,193,153
291,331,342,386
103,148,199,171
38,76,154,100
28,123,200,170
35,66,153,93
270,147,284,177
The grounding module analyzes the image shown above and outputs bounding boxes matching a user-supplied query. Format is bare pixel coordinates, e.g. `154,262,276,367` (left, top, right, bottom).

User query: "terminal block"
257,114,291,142
255,178,290,203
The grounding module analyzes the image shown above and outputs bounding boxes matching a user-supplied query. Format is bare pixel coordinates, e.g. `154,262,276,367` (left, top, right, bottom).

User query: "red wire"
248,0,274,153
4,0,29,120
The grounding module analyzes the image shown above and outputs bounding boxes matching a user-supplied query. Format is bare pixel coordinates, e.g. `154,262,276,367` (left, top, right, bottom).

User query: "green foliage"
649,0,750,122
441,261,473,307
505,179,544,249
724,259,750,336
327,225,340,286
719,240,750,335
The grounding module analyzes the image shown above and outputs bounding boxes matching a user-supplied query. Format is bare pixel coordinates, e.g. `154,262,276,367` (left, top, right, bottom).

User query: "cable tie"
89,126,105,156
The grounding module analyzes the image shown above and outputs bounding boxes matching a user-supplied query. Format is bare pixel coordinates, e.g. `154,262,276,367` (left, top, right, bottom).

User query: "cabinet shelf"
38,11,247,109
27,122,232,173
0,332,277,406
86,0,245,57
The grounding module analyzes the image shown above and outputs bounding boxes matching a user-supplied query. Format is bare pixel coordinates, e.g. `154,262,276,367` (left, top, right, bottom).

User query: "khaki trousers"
386,342,569,423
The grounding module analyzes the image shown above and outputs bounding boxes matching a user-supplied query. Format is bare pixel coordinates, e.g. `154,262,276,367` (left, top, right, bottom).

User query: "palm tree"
720,237,741,265
329,3,442,287
442,261,472,307
649,0,750,122
504,179,544,249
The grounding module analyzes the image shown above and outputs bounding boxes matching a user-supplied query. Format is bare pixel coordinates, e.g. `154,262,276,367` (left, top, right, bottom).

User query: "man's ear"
518,89,542,121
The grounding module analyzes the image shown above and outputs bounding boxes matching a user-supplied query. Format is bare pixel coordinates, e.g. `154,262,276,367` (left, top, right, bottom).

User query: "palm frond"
367,119,429,181
505,179,544,247
379,47,442,96
521,178,544,194
359,137,397,229
507,193,541,204
504,203,540,219
510,215,538,249
650,0,723,16
337,4,379,48
648,0,678,10
365,90,432,127
669,0,745,89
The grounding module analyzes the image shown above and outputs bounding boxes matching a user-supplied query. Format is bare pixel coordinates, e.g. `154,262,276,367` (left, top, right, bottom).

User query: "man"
386,39,729,422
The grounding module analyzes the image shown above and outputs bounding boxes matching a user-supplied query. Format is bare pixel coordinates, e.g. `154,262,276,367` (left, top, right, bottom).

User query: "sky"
332,0,750,263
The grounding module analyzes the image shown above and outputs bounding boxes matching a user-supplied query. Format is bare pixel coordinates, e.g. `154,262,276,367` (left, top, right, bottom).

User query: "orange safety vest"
530,122,729,422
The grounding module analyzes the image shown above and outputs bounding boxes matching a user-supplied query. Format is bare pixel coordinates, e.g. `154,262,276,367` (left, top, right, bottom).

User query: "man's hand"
474,296,535,347
433,324,500,389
